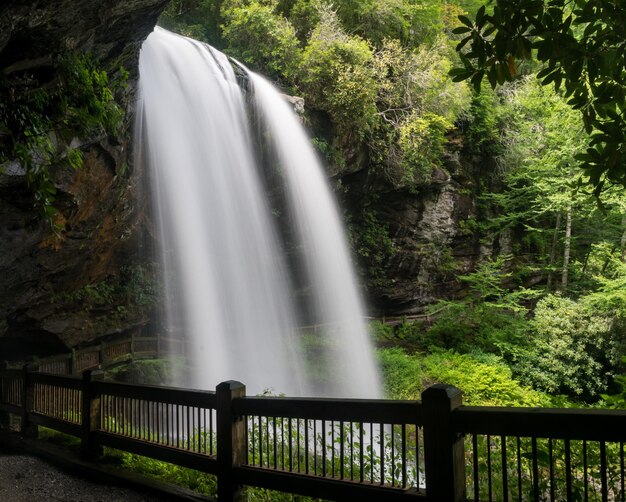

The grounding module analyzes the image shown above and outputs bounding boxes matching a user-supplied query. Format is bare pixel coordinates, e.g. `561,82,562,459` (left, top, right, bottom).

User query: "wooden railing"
9,333,186,376
12,316,430,376
1,367,626,501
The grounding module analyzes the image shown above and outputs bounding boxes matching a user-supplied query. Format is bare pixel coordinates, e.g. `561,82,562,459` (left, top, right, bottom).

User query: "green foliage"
461,89,503,156
331,0,444,47
160,0,223,45
0,53,125,227
347,200,394,290
222,1,303,82
298,6,378,141
422,350,550,407
513,294,624,398
54,263,159,313
275,0,321,42
426,256,537,353
397,112,451,184
103,449,218,496
378,346,550,406
451,0,626,191
377,347,422,400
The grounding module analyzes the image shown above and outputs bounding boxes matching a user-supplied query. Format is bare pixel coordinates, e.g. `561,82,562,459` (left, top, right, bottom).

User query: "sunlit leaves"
451,0,626,190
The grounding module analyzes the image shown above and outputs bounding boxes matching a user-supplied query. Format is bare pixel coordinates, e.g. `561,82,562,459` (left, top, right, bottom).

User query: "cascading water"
136,27,381,398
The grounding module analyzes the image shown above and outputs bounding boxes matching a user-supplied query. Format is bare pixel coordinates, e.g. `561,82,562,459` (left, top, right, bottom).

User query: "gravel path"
0,454,165,502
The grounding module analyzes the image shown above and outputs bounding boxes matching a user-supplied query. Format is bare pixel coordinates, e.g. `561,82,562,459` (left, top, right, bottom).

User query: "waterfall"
136,27,381,398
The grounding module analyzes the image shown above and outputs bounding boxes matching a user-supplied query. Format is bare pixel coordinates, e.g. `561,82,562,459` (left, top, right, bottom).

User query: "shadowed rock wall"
0,0,168,360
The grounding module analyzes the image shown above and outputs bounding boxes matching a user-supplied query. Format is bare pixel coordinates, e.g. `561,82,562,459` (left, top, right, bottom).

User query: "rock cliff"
0,0,167,360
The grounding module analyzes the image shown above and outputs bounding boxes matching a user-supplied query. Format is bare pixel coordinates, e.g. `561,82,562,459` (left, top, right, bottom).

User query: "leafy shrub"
513,294,622,398
421,350,550,407
397,111,452,184
222,2,302,82
298,5,378,140
425,257,536,353
377,347,423,400
103,449,217,496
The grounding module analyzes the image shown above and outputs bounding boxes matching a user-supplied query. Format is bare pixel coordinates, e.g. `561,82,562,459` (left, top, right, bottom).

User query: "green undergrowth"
101,448,218,497
104,446,324,501
378,346,553,407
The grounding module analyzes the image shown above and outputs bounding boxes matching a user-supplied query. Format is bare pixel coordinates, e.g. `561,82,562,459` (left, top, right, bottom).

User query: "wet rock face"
0,0,168,361
0,0,168,74
341,133,488,315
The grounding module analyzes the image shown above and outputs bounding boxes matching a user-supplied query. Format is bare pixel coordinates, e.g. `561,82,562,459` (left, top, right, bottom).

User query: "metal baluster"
583,440,589,500
391,424,395,487
359,422,364,483
340,420,345,481
288,417,293,472
473,433,480,501
487,435,493,501
401,423,407,489
273,417,278,470
322,420,326,477
305,418,309,475
502,435,509,502
380,423,385,485
532,437,540,502
549,439,555,502
619,443,626,502
600,441,608,502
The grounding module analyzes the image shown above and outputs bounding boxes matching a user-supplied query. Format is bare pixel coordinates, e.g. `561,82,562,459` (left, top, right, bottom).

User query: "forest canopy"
451,0,626,192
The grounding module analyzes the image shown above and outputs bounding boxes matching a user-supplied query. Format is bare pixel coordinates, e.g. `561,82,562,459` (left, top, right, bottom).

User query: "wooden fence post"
20,363,38,438
422,384,465,502
69,349,76,375
81,369,104,459
216,380,246,501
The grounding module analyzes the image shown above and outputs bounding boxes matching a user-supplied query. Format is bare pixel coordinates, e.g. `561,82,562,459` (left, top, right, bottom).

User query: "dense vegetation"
0,54,127,228
158,0,626,410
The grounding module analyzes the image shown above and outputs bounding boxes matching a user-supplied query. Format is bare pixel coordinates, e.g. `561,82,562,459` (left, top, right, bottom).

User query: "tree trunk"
561,205,572,291
547,212,562,290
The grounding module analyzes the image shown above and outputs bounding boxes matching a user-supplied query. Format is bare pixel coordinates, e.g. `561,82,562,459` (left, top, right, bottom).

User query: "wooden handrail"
3,367,626,501
233,396,422,424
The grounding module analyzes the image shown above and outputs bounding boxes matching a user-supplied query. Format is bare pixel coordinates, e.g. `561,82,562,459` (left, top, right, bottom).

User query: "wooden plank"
454,407,626,442
28,412,81,437
233,397,422,424
93,431,218,474
235,466,425,501
93,381,216,408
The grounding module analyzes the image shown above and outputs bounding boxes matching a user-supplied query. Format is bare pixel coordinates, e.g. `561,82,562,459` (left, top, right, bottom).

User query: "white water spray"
137,28,381,398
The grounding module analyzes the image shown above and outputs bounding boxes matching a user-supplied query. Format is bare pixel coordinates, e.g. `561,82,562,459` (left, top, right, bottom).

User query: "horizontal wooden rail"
233,396,422,424
94,431,219,474
94,381,216,408
31,372,82,389
454,406,626,442
235,466,425,501
28,412,81,437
